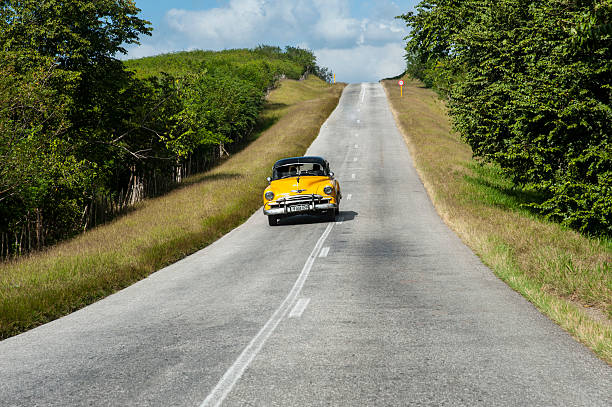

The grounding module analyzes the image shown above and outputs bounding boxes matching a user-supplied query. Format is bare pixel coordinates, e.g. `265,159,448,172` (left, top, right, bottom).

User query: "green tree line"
398,0,611,235
0,0,330,257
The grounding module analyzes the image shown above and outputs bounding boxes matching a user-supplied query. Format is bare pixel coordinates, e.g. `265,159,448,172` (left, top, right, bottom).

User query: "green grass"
0,76,345,339
463,163,547,211
123,48,304,82
383,78,612,364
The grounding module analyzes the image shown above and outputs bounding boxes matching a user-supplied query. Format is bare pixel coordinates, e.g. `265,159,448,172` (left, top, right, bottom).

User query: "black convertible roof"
273,156,327,168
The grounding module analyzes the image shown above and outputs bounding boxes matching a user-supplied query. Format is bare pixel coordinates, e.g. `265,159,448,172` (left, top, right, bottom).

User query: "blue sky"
125,0,420,83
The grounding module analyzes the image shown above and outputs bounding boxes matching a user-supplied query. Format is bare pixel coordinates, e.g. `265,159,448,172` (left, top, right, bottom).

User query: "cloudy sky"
124,0,419,83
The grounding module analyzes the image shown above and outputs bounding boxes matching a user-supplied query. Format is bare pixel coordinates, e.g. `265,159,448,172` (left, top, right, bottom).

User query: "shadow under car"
275,210,358,226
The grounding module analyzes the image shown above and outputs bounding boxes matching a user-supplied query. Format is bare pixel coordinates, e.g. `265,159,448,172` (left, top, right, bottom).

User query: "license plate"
289,204,309,213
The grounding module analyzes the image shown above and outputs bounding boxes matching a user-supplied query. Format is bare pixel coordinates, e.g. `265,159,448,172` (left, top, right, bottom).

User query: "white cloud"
123,42,174,60
127,0,410,82
168,0,269,42
315,42,407,83
362,20,405,44
312,16,361,47
162,0,406,50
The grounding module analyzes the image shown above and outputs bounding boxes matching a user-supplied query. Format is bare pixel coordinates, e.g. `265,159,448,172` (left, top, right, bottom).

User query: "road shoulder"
382,78,612,365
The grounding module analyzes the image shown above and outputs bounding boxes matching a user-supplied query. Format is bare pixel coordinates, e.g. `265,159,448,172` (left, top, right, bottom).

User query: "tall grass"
383,78,611,364
0,77,345,339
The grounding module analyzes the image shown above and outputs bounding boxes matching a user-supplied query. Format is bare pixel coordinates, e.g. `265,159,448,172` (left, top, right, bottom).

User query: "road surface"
1,83,610,406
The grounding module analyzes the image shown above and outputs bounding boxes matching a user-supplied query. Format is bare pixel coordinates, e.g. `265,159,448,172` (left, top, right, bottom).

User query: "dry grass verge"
0,76,345,339
383,78,611,364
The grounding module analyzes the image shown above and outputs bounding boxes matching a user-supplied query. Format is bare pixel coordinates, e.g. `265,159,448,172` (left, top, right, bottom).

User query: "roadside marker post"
398,79,404,97
333,73,336,84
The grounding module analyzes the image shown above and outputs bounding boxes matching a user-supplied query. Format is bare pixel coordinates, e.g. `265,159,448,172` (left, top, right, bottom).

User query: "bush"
398,0,612,235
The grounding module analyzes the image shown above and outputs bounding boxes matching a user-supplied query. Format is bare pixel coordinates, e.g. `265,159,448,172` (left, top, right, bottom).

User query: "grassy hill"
124,47,306,83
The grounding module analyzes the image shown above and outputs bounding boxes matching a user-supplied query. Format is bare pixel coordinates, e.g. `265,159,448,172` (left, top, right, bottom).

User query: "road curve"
1,83,610,406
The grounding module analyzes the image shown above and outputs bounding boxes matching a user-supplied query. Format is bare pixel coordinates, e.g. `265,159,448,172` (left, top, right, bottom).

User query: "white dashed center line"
353,157,358,162
289,298,311,318
355,144,359,148
319,247,330,258
351,174,356,179
199,222,335,407
347,194,352,200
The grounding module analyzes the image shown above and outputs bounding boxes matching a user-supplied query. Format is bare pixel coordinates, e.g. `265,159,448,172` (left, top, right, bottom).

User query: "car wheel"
326,210,336,222
268,215,279,226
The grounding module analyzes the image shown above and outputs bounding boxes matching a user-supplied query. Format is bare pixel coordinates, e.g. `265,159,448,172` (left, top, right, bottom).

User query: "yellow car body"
263,156,341,225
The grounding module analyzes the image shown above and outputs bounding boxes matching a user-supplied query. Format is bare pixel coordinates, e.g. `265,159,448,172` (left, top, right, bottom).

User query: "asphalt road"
1,83,610,406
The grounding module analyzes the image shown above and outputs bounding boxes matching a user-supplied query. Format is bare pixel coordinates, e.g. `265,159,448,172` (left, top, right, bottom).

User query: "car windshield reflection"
273,163,326,180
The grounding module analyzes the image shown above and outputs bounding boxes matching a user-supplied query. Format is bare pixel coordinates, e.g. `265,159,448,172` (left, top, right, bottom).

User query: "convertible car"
263,156,341,226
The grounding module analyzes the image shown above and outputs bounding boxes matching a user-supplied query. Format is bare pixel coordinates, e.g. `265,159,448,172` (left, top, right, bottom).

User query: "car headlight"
323,186,333,195
265,191,275,201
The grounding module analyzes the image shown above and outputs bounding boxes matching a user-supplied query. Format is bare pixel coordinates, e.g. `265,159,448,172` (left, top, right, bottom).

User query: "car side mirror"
329,172,334,178
266,177,271,183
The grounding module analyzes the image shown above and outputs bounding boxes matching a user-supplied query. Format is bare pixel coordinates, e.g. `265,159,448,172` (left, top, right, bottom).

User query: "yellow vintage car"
263,156,341,226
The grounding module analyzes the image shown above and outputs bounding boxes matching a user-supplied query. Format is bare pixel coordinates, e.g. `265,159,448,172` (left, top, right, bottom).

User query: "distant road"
1,83,610,406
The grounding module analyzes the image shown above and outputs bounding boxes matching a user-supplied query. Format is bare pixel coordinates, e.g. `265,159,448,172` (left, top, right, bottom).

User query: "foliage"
1,0,151,66
0,52,95,247
0,0,330,257
0,0,151,250
124,45,332,84
123,46,324,160
161,73,262,157
398,0,612,235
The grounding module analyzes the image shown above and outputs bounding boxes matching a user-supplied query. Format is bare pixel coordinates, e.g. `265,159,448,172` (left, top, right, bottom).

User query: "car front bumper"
263,202,337,216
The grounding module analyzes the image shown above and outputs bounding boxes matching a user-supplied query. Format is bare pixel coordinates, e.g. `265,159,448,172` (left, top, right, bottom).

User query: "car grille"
269,194,330,207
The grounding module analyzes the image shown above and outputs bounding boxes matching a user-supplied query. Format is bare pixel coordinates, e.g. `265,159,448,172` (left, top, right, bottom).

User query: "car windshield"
273,163,326,180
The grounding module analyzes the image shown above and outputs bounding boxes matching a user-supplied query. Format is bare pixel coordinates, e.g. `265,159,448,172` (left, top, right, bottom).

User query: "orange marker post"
398,79,404,97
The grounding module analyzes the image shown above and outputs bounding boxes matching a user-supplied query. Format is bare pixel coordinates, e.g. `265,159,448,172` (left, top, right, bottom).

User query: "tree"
396,0,478,94
1,0,151,67
398,0,612,234
0,0,152,159
0,51,96,248
0,0,152,250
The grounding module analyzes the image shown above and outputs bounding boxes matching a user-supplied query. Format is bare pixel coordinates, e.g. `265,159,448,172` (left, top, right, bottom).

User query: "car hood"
268,176,331,196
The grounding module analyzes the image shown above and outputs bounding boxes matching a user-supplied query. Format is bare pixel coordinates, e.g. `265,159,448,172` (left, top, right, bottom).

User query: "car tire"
268,215,279,226
326,210,336,222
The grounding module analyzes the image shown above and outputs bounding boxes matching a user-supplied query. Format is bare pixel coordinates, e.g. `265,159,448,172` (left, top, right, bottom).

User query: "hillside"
124,47,326,84
1,45,329,260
